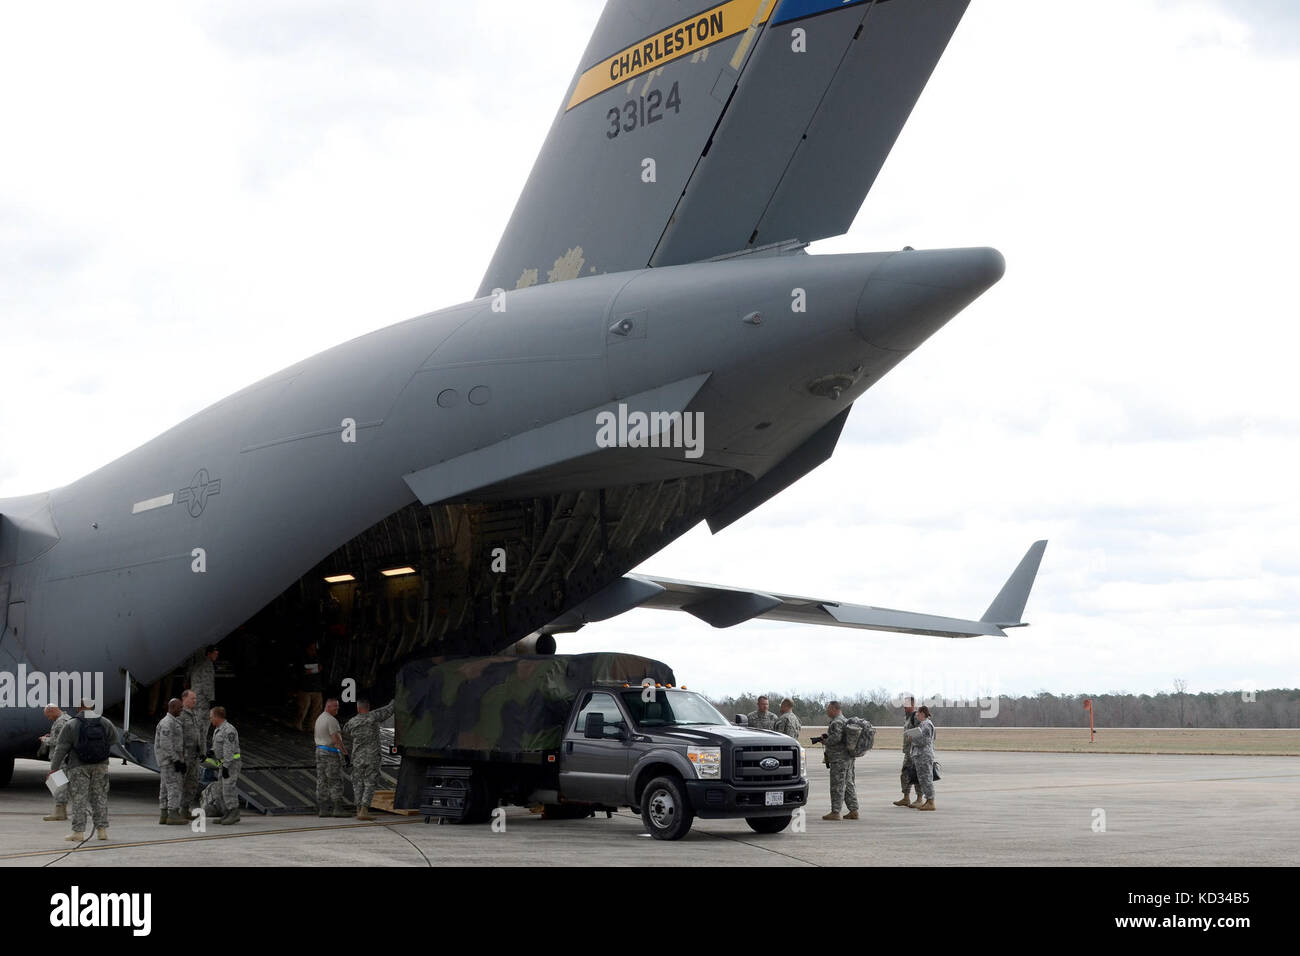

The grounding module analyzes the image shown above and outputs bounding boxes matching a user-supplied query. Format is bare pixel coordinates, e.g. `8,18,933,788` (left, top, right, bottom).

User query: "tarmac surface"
2,750,1297,866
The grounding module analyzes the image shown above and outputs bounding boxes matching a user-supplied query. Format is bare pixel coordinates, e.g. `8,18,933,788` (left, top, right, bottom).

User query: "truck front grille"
733,745,799,784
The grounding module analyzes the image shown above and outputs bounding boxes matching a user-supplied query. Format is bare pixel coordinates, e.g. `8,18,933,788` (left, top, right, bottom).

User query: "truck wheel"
745,815,792,834
640,775,693,841
0,753,12,788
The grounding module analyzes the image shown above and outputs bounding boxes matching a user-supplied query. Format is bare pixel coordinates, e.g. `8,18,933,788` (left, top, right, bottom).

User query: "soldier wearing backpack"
48,698,119,842
820,701,860,821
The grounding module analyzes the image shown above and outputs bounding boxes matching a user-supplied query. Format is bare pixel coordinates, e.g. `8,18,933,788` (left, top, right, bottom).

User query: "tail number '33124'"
606,82,682,140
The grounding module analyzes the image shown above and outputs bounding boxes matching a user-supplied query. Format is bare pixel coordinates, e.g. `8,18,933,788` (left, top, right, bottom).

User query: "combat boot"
892,796,911,807
909,796,926,808
331,803,353,818
159,809,169,825
355,807,376,821
218,809,241,825
916,799,935,811
96,827,108,840
44,805,67,822
65,831,85,842
166,810,188,825
822,810,841,821
844,810,860,820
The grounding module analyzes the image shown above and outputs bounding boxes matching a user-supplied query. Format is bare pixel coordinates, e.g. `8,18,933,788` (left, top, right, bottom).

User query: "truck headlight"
687,746,722,779
799,746,808,779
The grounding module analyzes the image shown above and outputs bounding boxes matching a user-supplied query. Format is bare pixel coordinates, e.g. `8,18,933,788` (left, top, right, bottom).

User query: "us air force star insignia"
177,469,221,517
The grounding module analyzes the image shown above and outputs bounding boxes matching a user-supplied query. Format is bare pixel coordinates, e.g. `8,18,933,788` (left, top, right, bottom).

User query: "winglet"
979,540,1048,628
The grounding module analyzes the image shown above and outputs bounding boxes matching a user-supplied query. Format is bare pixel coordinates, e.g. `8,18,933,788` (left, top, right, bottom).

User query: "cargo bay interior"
125,473,749,812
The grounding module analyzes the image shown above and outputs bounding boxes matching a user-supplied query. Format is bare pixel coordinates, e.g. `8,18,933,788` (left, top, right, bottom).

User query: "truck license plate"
765,791,784,806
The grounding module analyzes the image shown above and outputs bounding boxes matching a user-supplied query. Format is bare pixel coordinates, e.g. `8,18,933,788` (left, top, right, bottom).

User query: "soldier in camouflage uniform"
746,695,779,731
188,645,218,737
774,698,802,739
154,699,188,824
49,700,118,842
178,689,205,815
209,706,242,824
893,696,923,807
342,697,396,820
314,697,351,817
903,705,936,810
821,701,859,821
38,705,72,821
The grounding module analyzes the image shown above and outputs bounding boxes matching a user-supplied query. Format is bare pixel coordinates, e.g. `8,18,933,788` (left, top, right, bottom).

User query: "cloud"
1,0,1295,696
1211,0,1300,54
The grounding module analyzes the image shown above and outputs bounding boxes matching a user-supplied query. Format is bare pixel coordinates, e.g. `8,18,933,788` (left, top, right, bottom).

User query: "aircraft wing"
478,0,971,296
542,540,1048,639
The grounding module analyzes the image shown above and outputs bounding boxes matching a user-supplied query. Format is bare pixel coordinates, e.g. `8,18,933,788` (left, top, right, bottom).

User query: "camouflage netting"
397,653,675,756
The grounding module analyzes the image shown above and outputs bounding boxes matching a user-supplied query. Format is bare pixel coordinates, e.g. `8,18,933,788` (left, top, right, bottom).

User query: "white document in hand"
46,770,68,795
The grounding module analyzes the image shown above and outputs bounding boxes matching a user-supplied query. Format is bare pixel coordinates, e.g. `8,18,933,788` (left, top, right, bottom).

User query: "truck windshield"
620,690,728,727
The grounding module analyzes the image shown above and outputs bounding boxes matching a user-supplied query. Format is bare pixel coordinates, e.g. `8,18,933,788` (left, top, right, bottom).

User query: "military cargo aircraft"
0,0,1044,790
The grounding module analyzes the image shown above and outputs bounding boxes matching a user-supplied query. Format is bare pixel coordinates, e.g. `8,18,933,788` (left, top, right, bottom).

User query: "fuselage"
0,246,1002,754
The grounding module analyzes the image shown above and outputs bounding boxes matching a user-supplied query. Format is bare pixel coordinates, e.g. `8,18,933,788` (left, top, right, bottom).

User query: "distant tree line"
708,688,1300,729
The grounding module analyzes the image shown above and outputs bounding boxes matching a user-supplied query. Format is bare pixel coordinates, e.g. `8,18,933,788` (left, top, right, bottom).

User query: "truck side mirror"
584,713,605,739
733,714,748,726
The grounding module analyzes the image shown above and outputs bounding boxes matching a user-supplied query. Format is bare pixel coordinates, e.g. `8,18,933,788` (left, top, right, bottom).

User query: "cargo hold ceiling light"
380,566,417,577
323,573,356,583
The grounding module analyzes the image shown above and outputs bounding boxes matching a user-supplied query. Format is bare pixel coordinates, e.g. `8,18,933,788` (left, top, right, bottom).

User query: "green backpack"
842,717,875,757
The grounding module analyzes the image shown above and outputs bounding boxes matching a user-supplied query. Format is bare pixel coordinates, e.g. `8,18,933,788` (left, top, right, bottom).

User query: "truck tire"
0,753,12,788
745,815,792,834
641,775,694,840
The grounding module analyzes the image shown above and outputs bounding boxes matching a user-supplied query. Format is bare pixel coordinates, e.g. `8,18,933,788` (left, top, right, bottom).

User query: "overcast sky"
2,1,1296,701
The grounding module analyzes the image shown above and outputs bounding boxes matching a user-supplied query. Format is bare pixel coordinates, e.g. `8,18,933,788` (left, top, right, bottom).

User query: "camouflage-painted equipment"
397,653,675,758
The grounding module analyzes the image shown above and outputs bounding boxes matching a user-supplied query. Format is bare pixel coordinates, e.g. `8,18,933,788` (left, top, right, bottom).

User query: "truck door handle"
565,741,573,754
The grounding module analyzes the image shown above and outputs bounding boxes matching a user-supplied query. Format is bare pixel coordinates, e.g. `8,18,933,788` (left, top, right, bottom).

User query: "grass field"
800,726,1300,755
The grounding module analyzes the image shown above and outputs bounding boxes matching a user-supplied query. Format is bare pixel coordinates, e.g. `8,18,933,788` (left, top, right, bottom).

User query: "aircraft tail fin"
477,0,971,297
980,540,1048,629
